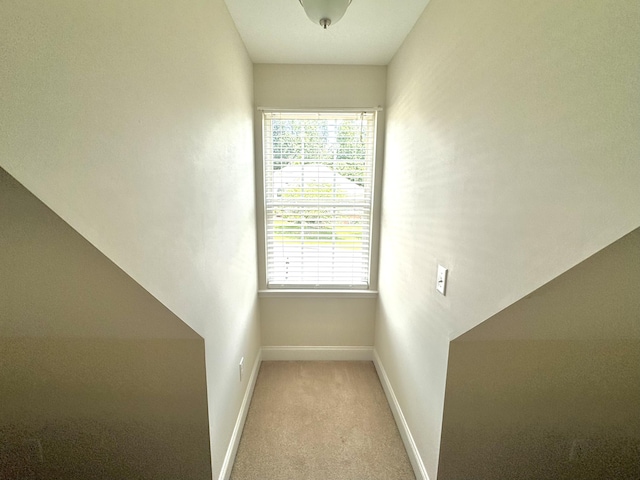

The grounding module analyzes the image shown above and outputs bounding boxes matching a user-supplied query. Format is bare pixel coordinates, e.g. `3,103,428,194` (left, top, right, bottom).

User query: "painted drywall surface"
378,1,640,478
439,341,640,479
0,169,199,340
0,169,211,478
375,303,450,478
253,64,388,111
254,64,386,346
438,230,640,478
0,1,260,477
459,228,640,342
0,338,211,480
260,297,376,346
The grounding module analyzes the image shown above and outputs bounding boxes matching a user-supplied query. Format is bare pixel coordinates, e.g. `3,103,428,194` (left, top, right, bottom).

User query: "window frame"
259,108,381,292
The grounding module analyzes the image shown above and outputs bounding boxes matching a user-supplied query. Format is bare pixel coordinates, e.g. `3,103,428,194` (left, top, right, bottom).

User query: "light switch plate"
436,265,448,295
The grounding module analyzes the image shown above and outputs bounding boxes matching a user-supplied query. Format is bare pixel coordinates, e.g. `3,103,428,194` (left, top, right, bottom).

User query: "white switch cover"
436,265,448,295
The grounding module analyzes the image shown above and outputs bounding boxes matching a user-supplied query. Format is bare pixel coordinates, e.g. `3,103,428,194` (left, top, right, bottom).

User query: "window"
263,110,377,289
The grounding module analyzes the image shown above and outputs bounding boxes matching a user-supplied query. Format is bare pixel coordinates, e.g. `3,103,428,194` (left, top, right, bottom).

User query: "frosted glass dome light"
298,0,352,29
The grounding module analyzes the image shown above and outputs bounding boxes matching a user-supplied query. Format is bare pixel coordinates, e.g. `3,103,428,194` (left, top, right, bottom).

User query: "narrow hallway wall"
0,1,260,476
378,1,640,477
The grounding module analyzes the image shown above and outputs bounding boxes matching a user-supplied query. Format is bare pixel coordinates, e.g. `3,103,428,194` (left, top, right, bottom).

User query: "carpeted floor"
230,361,415,480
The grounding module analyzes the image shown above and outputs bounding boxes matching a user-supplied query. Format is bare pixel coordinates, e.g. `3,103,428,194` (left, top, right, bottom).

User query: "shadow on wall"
0,168,212,479
438,228,640,480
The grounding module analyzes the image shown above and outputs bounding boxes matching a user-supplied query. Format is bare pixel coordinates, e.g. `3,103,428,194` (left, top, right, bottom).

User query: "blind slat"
264,111,376,288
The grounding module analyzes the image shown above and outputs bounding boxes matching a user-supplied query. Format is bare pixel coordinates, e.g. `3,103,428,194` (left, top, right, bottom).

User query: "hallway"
231,362,414,480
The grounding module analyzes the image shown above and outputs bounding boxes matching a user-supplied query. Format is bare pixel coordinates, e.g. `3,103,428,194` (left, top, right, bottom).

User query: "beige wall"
0,170,199,341
254,64,386,346
440,340,640,480
439,229,640,479
458,228,640,342
261,297,376,346
0,1,259,477
0,168,211,479
0,338,211,480
378,1,640,477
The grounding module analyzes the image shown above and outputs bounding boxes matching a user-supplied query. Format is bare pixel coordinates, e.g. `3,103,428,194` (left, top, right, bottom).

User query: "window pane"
263,111,376,288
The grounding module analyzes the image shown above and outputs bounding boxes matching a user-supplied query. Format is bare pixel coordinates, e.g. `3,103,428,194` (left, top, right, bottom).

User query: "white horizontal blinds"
264,111,376,288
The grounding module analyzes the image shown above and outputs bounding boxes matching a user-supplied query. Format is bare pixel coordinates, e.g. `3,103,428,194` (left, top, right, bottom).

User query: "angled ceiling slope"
224,0,430,65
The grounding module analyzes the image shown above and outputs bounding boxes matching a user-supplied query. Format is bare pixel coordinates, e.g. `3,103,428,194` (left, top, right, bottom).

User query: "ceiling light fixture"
298,0,352,29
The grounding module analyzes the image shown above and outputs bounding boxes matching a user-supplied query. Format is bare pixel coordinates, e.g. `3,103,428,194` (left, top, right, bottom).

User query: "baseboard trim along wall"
373,349,430,480
219,349,262,480
261,345,374,361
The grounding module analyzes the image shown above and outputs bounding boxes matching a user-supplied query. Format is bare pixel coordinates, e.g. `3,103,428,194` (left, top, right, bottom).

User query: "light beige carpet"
230,361,415,480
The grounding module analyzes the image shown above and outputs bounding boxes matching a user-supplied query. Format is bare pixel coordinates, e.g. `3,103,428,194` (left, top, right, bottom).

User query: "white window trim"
258,289,378,298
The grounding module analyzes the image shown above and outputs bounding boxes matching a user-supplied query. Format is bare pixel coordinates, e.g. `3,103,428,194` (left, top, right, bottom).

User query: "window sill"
258,289,378,299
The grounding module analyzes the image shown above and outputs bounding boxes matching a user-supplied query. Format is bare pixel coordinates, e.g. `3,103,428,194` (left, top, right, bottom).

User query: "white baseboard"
261,345,374,361
218,349,262,480
373,349,430,480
